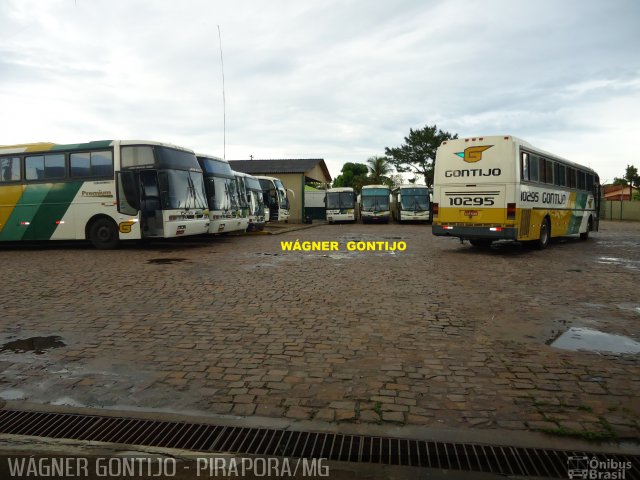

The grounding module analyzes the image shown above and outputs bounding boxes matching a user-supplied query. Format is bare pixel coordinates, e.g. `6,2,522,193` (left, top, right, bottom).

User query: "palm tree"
366,156,392,185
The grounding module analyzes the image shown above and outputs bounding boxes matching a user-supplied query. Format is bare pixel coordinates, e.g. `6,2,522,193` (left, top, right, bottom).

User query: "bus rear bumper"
432,225,517,240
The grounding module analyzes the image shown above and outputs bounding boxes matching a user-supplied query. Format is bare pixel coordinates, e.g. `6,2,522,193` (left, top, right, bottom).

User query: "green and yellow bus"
432,135,600,249
0,140,210,249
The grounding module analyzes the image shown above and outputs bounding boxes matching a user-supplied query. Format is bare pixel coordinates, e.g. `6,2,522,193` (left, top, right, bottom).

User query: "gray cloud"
0,0,638,182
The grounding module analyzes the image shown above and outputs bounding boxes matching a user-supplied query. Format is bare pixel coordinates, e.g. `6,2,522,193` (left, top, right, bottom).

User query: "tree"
613,165,639,200
625,165,639,185
387,173,405,189
385,124,458,187
332,162,369,192
366,156,392,185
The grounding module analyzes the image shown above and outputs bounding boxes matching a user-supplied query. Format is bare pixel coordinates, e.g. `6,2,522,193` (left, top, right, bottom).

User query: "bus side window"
555,163,565,187
520,152,529,180
538,157,546,183
0,157,21,182
529,154,539,182
545,159,554,185
567,168,576,188
586,174,594,191
578,171,586,190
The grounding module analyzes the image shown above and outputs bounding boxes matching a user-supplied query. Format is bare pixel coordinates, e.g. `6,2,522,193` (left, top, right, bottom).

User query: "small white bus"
325,187,356,223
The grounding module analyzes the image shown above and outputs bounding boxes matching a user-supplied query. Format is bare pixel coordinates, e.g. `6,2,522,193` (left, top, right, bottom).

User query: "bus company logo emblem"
455,145,493,163
119,221,134,234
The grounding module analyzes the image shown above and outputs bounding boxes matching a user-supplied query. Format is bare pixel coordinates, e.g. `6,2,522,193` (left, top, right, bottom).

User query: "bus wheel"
580,217,592,241
89,218,120,250
469,239,492,248
536,217,550,250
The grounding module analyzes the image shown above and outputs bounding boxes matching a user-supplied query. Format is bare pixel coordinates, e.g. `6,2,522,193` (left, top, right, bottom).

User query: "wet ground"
0,220,638,447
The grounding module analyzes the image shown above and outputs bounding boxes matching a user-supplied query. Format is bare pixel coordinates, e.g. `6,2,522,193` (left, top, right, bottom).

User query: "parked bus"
257,176,290,222
232,170,251,232
391,184,431,223
325,187,356,223
236,171,265,231
197,154,246,234
359,184,391,223
432,135,600,249
0,140,210,249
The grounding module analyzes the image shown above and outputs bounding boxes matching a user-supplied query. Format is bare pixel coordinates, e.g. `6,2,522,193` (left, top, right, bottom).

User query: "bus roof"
362,184,389,190
439,135,599,177
326,187,354,193
196,153,226,163
0,140,194,155
255,175,282,182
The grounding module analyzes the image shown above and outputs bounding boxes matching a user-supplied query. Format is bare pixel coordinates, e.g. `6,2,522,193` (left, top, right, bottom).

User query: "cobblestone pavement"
0,220,638,443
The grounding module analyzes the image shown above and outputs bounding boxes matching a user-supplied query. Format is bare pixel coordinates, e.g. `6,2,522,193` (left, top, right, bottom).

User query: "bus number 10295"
449,197,495,206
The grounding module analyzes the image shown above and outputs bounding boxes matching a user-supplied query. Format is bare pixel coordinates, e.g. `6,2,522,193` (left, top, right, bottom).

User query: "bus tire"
89,218,120,250
580,216,592,241
536,217,550,250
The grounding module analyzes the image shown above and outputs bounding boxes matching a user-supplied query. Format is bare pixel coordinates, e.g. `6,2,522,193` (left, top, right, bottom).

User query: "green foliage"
332,162,369,192
625,164,639,186
366,156,392,185
385,124,458,187
614,164,639,200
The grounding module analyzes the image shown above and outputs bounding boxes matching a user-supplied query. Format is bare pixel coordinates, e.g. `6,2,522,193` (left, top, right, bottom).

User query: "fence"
600,200,640,221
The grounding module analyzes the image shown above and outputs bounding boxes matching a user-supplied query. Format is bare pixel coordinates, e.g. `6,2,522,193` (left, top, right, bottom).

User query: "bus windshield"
362,195,389,211
401,189,429,210
158,169,208,210
155,147,202,171
204,176,236,211
326,192,354,209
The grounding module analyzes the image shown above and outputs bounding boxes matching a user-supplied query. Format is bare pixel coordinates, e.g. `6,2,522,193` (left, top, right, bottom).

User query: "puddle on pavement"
549,327,640,354
0,389,26,400
0,336,65,354
596,257,639,270
147,258,187,264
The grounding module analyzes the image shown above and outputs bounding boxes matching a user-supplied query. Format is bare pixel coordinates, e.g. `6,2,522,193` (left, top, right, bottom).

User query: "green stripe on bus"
0,184,51,241
50,140,113,152
23,182,84,240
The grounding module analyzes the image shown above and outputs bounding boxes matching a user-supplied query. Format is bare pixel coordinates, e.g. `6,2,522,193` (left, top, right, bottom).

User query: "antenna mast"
217,25,226,160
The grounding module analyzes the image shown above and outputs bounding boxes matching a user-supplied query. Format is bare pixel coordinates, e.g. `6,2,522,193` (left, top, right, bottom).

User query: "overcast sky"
1,0,638,183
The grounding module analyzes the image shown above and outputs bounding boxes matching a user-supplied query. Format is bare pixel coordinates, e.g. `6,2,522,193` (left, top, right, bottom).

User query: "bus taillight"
507,203,516,220
432,203,439,218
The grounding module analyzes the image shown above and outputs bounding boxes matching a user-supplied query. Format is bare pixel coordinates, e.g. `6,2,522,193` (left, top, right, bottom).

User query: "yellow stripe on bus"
0,185,25,233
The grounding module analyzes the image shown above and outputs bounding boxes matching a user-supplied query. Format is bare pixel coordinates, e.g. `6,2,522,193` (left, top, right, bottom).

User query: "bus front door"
139,170,164,237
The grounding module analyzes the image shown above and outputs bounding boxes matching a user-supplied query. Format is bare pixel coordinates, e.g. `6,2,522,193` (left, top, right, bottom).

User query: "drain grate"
0,409,638,479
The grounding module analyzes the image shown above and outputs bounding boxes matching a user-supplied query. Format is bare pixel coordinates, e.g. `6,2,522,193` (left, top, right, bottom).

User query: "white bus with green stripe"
432,135,600,249
0,140,210,249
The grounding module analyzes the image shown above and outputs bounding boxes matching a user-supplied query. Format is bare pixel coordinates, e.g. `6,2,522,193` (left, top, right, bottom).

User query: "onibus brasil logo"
567,455,633,479
455,145,493,163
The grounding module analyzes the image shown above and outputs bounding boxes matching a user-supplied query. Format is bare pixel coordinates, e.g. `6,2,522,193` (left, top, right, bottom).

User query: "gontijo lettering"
281,240,407,252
